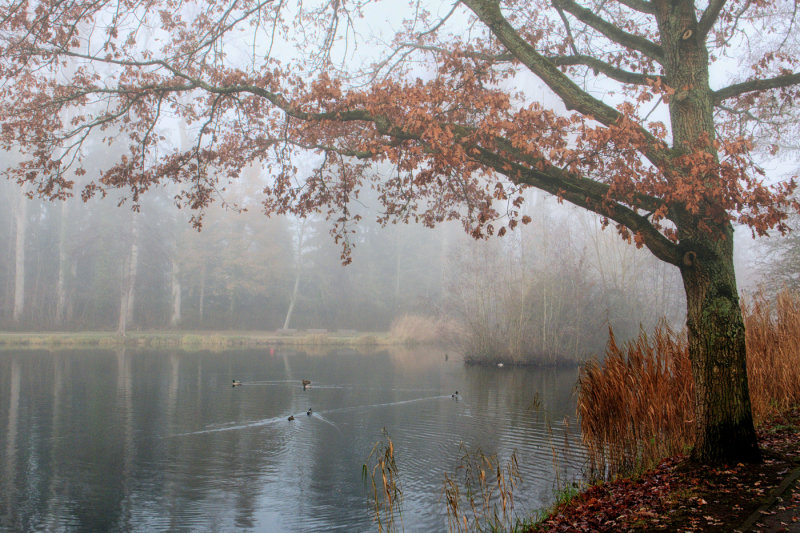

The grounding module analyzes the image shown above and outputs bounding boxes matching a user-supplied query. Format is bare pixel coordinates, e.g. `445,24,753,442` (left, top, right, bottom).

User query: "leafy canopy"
0,0,798,261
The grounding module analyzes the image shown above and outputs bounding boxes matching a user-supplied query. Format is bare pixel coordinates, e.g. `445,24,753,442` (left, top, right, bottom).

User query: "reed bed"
578,290,800,479
577,323,693,479
745,290,800,418
389,314,462,346
0,330,395,350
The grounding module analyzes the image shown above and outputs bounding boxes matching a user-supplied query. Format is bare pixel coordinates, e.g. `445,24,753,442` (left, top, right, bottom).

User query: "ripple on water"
0,348,586,532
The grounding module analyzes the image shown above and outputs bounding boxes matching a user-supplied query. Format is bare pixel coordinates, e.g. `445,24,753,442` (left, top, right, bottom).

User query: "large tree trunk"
679,224,760,464
653,0,760,464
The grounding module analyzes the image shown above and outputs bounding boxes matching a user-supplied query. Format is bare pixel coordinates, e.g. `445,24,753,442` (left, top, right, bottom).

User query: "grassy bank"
0,330,396,350
0,314,458,351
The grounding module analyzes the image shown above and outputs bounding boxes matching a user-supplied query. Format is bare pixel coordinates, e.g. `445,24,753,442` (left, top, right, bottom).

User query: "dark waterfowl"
288,415,295,421
451,391,460,400
307,408,312,416
302,379,311,390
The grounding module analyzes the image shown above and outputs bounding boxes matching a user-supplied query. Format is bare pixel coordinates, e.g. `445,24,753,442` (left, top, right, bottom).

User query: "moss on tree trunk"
679,225,760,464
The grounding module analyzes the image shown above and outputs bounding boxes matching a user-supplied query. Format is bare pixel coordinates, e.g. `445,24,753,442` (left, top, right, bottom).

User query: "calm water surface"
0,347,585,532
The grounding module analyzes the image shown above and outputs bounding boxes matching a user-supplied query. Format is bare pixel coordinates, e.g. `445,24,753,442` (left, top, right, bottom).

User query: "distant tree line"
0,172,451,334
448,193,686,364
2,167,695,362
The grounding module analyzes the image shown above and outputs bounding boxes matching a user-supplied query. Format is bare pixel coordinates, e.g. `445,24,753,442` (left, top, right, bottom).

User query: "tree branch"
460,0,618,126
468,144,681,265
548,54,662,85
187,69,672,246
698,0,727,38
392,42,513,64
461,0,670,167
551,0,663,62
552,0,580,56
615,0,655,14
712,72,800,104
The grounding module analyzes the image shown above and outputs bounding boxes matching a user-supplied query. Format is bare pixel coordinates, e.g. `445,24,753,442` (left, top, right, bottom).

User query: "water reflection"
0,348,584,532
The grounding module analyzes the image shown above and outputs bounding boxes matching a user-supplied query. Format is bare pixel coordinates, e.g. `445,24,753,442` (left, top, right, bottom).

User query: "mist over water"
0,348,584,532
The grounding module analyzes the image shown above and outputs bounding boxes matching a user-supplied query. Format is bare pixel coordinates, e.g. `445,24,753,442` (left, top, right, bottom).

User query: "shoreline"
528,405,800,532
0,330,400,350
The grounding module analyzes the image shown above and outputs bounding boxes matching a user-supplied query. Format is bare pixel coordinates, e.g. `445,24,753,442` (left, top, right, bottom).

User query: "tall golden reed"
744,290,800,418
577,323,693,479
578,290,800,478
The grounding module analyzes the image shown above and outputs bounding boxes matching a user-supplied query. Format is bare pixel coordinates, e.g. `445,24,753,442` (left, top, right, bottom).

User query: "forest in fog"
0,160,793,361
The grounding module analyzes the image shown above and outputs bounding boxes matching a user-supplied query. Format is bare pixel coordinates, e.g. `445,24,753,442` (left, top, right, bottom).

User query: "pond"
0,347,585,532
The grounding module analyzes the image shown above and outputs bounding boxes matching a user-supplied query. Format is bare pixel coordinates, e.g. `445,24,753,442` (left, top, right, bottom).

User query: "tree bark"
654,0,760,464
679,224,760,463
55,201,69,326
12,194,27,324
117,216,140,336
283,219,306,330
169,258,181,328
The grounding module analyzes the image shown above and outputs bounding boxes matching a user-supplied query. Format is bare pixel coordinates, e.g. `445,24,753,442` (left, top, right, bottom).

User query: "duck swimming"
288,415,295,421
307,408,312,416
232,380,242,386
302,379,311,390
451,391,461,400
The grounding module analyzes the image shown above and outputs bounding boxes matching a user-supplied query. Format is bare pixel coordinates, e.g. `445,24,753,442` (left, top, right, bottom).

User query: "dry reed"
578,290,800,479
577,323,693,479
744,290,800,418
442,445,521,533
362,431,403,533
389,314,462,346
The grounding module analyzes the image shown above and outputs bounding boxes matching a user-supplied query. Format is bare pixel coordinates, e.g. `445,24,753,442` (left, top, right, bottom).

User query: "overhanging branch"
468,144,681,265
461,0,671,170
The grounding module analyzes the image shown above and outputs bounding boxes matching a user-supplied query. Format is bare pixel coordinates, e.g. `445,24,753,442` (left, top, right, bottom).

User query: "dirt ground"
529,407,800,532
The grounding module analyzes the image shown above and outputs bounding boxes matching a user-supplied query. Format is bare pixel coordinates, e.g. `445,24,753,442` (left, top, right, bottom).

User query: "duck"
232,380,242,386
288,415,295,421
451,391,460,400
496,362,504,368
307,408,312,416
302,379,311,390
